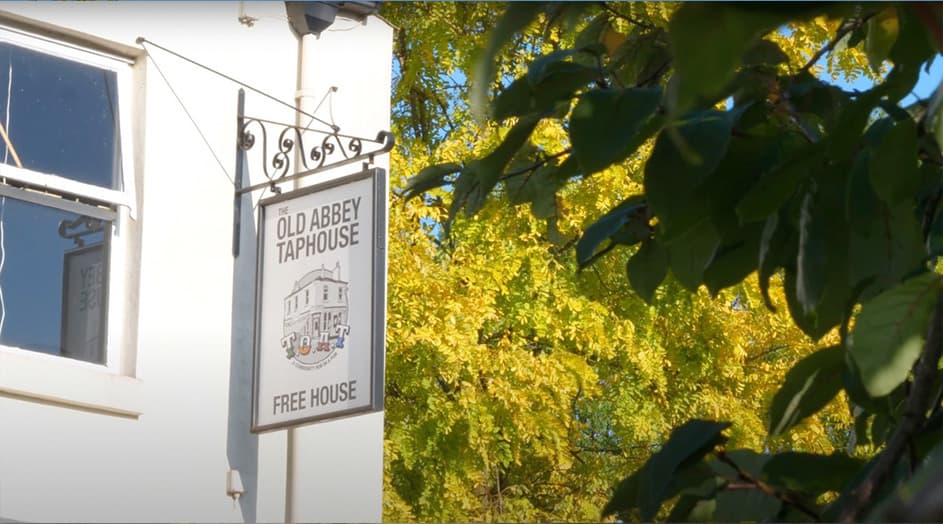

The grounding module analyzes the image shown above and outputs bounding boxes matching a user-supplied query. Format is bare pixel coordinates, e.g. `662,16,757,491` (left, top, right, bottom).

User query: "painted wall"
0,3,391,522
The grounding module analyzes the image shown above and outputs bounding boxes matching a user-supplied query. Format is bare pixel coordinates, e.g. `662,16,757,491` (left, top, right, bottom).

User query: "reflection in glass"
0,198,110,364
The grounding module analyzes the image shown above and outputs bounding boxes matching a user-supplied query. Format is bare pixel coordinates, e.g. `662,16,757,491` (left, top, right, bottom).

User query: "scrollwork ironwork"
236,115,394,193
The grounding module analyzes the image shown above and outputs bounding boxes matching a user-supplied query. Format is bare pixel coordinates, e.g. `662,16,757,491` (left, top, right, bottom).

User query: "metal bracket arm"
234,116,394,196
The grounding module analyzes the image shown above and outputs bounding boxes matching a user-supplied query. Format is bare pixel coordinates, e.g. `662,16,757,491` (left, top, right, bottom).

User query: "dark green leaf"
763,452,866,494
848,201,926,300
742,39,789,66
768,345,845,436
849,271,943,397
404,162,460,200
758,212,793,311
494,62,599,121
703,223,763,296
710,449,769,480
736,144,820,223
476,114,541,197
713,488,781,522
576,196,647,269
865,8,899,72
667,5,796,111
869,117,920,204
602,469,641,517
527,45,602,86
784,264,851,341
646,111,734,239
636,419,730,520
471,3,543,120
667,220,720,292
797,186,829,315
570,88,662,174
627,237,668,304
845,150,880,234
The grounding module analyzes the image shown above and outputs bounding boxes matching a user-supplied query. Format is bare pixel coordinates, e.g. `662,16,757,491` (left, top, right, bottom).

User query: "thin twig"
716,450,821,520
839,291,943,522
801,13,877,73
598,2,656,30
500,149,572,180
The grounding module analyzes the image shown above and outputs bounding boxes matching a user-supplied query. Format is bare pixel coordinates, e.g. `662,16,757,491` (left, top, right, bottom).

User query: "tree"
381,3,914,521
404,2,943,521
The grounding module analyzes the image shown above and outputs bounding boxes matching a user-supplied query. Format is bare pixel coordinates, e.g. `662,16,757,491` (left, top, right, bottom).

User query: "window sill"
0,346,142,417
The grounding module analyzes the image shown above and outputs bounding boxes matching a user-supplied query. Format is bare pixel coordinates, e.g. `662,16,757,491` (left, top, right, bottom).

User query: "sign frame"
60,238,110,364
250,167,386,433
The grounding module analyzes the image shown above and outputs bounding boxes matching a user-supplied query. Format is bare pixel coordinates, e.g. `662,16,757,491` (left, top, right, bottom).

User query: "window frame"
0,23,141,416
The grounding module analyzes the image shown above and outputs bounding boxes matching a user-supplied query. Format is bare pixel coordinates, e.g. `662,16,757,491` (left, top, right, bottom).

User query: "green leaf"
646,111,734,238
627,237,669,304
797,186,830,315
849,272,943,397
710,449,769,480
758,212,794,311
476,114,541,196
845,150,880,234
570,88,662,174
742,39,789,66
736,144,819,223
526,45,601,86
494,62,599,121
576,196,647,269
404,162,460,200
667,220,720,292
602,469,641,518
768,345,845,436
636,419,730,520
471,3,543,120
848,201,926,300
865,8,899,73
763,452,866,494
714,488,781,523
869,117,920,204
667,5,795,111
703,223,763,296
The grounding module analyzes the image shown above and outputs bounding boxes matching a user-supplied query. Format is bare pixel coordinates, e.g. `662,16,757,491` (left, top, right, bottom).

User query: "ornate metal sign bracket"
232,89,395,256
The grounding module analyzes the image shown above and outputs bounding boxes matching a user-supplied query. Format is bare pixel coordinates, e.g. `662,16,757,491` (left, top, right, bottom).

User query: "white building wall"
0,3,391,522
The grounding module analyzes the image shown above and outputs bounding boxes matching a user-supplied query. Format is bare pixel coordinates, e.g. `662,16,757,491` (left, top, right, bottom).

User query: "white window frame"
0,25,141,417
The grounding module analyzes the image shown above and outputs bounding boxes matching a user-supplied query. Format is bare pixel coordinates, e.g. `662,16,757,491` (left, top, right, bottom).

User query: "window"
0,27,134,369
306,289,309,305
337,286,342,302
322,284,328,302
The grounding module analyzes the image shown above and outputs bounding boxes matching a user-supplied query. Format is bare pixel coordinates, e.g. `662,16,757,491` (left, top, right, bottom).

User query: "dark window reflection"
0,41,120,189
0,198,110,364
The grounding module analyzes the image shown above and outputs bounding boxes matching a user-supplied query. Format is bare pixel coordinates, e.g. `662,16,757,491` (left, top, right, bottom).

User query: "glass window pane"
0,41,120,189
0,197,110,364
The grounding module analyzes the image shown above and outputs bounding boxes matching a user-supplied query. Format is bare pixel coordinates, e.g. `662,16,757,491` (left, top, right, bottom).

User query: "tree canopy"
397,2,943,522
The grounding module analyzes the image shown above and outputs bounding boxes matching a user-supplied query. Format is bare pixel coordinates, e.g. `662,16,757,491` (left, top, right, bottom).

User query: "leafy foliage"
394,1,943,521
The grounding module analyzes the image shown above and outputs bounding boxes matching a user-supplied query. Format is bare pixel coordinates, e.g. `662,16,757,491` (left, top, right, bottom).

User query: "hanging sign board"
252,168,386,432
61,242,107,364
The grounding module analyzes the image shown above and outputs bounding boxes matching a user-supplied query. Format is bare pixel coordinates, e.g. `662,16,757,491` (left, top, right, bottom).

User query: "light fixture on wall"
285,2,381,36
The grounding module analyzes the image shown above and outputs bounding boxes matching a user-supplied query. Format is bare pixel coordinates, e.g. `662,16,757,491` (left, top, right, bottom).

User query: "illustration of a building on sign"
282,261,351,369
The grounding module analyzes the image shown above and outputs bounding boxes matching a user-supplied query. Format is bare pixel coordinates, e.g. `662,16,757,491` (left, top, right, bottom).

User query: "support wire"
143,46,235,186
137,37,338,132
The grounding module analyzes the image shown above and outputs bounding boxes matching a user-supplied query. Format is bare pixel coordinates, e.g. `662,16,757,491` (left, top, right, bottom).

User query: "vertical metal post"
233,88,246,257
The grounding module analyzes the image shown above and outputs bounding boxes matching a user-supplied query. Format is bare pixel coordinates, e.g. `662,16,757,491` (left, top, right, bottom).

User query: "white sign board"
61,243,106,364
252,168,386,432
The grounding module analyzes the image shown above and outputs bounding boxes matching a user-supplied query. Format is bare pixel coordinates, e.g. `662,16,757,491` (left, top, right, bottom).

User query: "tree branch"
598,2,657,31
716,450,820,520
839,291,943,522
500,149,572,180
801,13,876,73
